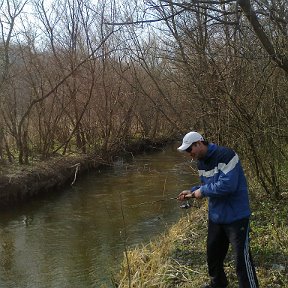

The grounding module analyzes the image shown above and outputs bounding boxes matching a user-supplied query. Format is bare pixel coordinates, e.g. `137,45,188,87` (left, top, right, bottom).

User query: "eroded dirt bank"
0,138,172,206
0,154,106,206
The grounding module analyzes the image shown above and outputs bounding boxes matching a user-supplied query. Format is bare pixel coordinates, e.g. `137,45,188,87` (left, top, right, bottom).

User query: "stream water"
0,143,199,288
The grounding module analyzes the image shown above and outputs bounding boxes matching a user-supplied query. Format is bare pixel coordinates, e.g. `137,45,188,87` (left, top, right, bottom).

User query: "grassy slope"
116,196,288,288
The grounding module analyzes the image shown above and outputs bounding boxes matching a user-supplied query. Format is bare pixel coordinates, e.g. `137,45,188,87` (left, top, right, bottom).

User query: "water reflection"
0,144,198,288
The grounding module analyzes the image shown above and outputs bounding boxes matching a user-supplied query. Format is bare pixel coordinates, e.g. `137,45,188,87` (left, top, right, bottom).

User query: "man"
177,131,259,288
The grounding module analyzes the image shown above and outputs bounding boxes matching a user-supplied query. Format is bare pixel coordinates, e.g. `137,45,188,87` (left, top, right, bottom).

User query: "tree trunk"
239,0,288,74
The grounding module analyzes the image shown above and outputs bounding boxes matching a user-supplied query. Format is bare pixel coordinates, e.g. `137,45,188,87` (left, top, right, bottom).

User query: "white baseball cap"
177,131,204,152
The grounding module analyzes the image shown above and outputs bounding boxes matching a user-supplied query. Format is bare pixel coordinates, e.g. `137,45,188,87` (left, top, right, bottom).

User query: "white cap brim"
177,143,191,152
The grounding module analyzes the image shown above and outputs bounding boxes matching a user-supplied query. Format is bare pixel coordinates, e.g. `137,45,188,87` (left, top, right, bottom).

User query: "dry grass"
116,203,210,288
116,197,288,288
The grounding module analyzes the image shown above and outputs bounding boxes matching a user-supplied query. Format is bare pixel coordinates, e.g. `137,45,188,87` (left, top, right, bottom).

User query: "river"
0,144,198,288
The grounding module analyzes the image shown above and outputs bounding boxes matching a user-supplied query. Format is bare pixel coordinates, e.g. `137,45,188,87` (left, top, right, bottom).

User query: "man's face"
186,142,205,160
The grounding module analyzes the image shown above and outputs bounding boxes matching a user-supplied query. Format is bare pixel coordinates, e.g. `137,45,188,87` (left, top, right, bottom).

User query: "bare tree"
143,0,288,73
110,0,288,197
0,0,28,162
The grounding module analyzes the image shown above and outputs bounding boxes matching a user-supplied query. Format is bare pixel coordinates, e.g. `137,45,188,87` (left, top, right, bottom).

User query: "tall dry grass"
116,196,288,288
116,202,210,288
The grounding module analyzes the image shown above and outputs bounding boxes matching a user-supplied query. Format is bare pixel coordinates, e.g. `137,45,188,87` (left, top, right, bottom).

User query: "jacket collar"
202,143,217,161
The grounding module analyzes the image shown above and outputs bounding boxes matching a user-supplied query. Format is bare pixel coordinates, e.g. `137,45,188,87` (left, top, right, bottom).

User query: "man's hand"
177,189,202,201
177,190,194,201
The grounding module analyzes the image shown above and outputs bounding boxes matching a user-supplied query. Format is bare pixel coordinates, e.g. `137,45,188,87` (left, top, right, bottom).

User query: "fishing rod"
127,196,192,209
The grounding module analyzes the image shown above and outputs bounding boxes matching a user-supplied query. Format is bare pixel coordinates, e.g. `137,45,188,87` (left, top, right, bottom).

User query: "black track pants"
207,218,259,288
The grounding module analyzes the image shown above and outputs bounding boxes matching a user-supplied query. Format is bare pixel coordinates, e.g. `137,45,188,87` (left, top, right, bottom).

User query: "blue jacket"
191,143,251,224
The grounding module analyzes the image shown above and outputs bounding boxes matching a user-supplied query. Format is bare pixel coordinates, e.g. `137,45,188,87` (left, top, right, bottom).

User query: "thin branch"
105,7,186,25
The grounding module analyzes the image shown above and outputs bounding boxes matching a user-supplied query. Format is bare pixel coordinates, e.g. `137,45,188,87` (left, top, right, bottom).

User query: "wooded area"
0,0,287,199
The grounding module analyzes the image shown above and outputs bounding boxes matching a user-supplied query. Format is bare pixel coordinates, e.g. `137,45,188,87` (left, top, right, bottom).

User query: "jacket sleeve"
191,185,201,192
200,154,240,198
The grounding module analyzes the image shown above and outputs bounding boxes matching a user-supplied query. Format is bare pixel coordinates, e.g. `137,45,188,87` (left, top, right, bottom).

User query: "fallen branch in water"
71,163,80,185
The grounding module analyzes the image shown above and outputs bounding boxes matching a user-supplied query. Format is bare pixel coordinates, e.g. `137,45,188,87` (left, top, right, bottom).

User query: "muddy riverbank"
0,154,104,206
0,138,172,206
